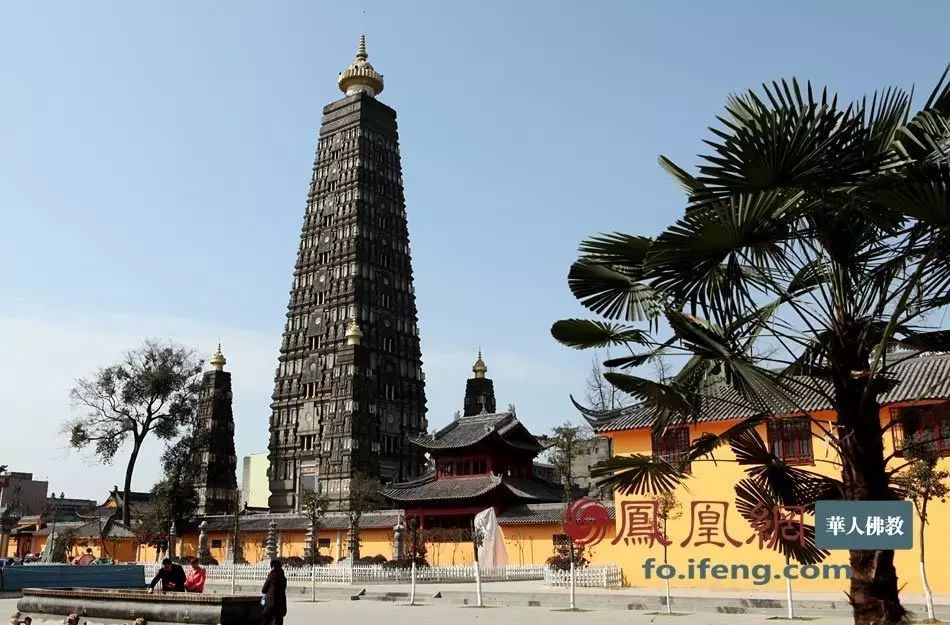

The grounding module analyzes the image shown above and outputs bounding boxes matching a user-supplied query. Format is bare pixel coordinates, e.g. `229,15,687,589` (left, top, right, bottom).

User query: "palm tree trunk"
836,377,904,625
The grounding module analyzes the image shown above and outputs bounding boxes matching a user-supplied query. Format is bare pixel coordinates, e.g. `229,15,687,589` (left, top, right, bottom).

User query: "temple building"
193,344,239,516
381,353,563,528
267,35,427,512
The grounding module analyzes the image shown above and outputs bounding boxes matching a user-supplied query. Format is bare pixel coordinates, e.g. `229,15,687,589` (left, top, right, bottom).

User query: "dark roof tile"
587,351,950,433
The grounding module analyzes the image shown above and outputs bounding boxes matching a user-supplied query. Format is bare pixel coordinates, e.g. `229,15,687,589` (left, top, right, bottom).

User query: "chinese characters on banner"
814,500,913,549
825,514,904,537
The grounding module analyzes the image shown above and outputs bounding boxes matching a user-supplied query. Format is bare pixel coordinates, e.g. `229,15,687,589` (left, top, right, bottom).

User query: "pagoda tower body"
463,351,496,416
194,345,238,516
268,36,428,512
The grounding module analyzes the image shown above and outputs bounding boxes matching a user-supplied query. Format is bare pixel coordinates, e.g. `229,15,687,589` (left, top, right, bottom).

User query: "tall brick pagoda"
194,344,238,516
463,351,496,416
267,35,428,512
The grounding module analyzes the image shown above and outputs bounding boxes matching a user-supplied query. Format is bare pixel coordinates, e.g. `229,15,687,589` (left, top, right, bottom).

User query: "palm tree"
552,66,950,625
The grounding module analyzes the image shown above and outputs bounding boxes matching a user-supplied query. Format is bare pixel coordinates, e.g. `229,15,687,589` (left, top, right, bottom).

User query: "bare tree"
63,340,203,525
584,352,631,411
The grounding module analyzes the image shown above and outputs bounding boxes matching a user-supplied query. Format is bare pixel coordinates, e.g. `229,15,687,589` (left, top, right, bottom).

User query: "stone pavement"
0,596,860,625
202,579,950,620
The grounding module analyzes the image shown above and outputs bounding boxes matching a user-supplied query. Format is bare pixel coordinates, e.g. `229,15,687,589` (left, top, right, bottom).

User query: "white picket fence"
544,565,622,588
138,562,621,587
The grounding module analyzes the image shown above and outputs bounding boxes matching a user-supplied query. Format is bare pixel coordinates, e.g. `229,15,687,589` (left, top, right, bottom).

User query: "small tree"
896,433,949,622
547,422,590,609
139,433,202,548
654,492,682,615
300,489,329,565
47,527,78,563
346,470,381,561
547,422,589,500
64,340,202,525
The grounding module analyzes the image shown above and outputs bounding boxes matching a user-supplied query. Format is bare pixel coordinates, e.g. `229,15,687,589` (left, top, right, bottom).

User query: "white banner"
474,507,508,568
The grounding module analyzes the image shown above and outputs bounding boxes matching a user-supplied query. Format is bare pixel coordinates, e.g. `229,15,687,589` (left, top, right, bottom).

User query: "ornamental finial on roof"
472,348,488,379
338,34,384,97
357,33,368,60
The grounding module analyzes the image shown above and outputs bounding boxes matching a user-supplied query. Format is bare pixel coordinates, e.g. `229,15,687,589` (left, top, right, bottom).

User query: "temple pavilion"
381,354,563,528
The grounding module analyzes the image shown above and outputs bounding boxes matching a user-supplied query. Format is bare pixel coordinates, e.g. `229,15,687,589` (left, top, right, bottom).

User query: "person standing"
184,558,206,593
148,558,186,593
261,559,287,625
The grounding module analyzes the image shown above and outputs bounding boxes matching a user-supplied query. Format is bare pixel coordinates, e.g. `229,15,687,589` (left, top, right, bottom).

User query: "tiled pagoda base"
17,587,263,624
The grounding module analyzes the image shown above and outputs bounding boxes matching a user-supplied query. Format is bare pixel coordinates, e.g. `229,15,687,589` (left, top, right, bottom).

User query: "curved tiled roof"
583,350,950,433
185,510,403,533
380,473,502,503
498,502,617,525
410,411,543,453
35,520,135,539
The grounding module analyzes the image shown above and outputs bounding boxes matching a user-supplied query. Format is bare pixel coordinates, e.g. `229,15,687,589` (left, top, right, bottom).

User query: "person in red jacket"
184,558,206,593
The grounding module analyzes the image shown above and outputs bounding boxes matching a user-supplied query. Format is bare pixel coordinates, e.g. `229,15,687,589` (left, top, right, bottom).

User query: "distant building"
532,461,558,483
574,437,614,497
0,472,49,517
241,453,269,509
536,434,614,498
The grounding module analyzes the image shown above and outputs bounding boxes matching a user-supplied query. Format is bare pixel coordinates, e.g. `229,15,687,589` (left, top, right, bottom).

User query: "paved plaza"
1,595,862,625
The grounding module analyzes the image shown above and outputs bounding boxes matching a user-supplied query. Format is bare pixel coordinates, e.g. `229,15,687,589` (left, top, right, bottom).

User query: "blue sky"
1,0,948,500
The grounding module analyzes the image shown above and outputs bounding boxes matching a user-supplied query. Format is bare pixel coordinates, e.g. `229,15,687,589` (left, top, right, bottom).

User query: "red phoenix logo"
562,498,610,547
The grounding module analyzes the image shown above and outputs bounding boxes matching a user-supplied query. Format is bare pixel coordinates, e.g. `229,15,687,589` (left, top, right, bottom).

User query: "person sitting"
72,548,95,565
148,558,186,593
184,558,206,593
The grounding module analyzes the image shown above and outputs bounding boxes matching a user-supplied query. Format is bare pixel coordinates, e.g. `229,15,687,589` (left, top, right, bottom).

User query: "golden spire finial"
338,34,384,97
357,33,368,61
210,342,226,371
473,348,487,379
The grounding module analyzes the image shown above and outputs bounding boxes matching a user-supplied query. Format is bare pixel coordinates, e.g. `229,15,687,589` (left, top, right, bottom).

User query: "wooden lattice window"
767,416,814,464
651,425,691,472
891,403,950,457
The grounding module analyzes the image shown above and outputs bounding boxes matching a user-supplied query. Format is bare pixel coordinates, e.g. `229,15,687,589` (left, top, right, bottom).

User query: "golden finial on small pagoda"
473,348,487,379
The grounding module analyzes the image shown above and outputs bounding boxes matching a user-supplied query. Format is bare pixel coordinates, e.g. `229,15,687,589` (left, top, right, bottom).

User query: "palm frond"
578,233,653,269
603,373,697,418
692,79,886,204
688,414,767,462
550,319,649,350
734,479,829,565
591,454,687,496
644,191,802,310
729,428,843,509
568,260,662,322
